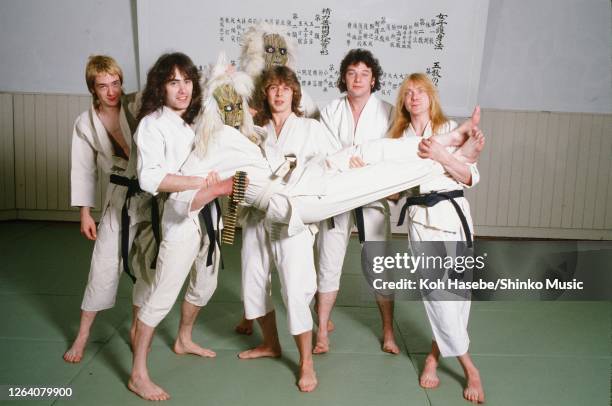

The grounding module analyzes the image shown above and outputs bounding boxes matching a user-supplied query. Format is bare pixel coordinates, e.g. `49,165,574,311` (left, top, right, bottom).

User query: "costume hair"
239,22,297,78
194,53,257,157
137,52,202,125
389,73,448,138
337,48,383,93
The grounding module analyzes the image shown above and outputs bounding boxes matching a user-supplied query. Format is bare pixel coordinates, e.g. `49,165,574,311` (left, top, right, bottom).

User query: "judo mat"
0,221,609,405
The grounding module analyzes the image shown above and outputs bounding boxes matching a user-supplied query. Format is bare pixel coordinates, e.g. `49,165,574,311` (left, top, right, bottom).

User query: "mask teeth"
222,171,247,245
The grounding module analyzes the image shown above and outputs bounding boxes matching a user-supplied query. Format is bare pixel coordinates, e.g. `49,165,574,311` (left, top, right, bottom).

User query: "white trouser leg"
184,229,221,307
266,159,437,225
82,207,142,311
409,220,471,357
138,221,201,327
271,228,317,335
316,212,352,293
241,213,274,320
81,210,121,311
130,221,157,308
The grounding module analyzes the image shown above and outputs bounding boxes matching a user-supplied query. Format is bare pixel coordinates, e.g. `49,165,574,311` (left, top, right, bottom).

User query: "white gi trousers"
241,210,317,336
407,196,474,357
137,215,221,328
81,204,152,311
316,207,389,293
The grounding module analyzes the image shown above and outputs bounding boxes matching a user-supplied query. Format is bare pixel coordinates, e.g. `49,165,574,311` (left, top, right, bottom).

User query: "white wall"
0,0,138,94
478,0,612,114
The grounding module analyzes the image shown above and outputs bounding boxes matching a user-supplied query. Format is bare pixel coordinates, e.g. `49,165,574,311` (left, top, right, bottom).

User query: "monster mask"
263,33,288,69
213,84,243,130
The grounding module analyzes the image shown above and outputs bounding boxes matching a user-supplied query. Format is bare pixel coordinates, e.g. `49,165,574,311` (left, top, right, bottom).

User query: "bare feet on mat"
63,334,88,363
234,316,254,336
419,354,440,389
312,334,329,354
382,331,400,354
128,376,170,401
297,361,318,392
173,336,216,358
238,344,282,359
464,369,485,403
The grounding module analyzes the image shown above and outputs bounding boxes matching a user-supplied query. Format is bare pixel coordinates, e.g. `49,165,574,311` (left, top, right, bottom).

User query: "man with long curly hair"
128,52,233,401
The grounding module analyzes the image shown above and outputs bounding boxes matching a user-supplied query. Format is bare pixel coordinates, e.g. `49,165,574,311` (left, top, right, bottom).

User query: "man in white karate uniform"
232,66,339,393
65,55,151,364
128,52,233,402
235,22,320,335
314,49,397,355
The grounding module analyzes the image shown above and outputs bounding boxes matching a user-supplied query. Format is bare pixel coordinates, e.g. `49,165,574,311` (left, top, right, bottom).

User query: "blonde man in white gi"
235,66,335,393
65,55,151,364
128,52,233,402
314,48,396,355
389,73,485,403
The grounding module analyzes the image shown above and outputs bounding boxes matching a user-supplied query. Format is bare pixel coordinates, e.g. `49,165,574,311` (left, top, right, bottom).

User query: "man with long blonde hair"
390,73,486,403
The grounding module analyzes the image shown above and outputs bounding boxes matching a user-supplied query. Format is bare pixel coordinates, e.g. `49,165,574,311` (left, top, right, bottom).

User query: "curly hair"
137,52,202,125
336,48,383,93
253,66,303,126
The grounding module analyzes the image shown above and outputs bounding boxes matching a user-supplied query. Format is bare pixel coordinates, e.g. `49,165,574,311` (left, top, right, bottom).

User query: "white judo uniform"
135,107,221,328
170,125,445,240
240,113,336,335
401,120,480,357
71,101,151,311
316,94,393,293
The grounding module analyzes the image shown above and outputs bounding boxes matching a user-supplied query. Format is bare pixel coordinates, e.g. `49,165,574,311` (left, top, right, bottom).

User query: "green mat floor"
0,221,610,405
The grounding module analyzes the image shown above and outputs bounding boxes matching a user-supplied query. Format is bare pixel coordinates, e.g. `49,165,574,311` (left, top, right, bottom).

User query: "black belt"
109,174,141,283
354,207,366,243
397,190,472,248
199,199,224,268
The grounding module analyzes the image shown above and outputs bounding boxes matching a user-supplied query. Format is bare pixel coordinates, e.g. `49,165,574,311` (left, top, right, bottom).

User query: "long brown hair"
137,52,202,125
253,66,303,126
389,73,448,138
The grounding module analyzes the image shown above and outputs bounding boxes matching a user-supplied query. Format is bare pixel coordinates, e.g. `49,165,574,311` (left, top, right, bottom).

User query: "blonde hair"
389,73,447,138
85,55,123,106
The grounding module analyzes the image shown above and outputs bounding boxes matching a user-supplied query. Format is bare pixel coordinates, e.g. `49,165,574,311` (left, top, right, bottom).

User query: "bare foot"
238,344,281,359
173,336,216,358
457,127,485,164
457,105,481,135
234,317,254,336
128,375,170,401
419,354,440,389
63,334,88,363
464,369,485,403
297,361,318,392
312,334,329,354
382,332,400,354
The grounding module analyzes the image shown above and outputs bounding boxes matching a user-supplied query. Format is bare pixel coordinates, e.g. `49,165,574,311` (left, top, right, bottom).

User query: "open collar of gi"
265,112,297,143
344,93,379,141
407,120,433,139
161,106,189,128
89,104,132,155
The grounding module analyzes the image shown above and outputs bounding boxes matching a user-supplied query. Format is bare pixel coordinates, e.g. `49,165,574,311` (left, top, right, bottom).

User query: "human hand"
349,155,366,168
80,208,97,240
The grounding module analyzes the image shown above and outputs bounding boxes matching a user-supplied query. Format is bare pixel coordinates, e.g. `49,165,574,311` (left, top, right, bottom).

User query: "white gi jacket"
402,120,480,233
70,101,136,229
319,94,393,212
135,106,198,241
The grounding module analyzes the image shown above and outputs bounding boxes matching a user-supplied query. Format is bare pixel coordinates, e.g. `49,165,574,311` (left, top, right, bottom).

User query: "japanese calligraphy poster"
137,0,489,116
